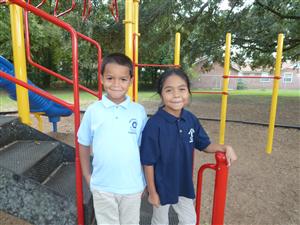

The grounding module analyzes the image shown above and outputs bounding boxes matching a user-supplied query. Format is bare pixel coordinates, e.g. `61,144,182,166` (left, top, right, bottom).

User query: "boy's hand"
148,192,160,208
224,145,237,166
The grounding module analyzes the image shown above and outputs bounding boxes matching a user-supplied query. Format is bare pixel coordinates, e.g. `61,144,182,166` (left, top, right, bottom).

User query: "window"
260,72,271,82
283,73,293,83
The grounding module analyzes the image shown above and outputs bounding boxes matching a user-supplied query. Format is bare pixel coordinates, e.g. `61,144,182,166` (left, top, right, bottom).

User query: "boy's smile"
102,63,132,104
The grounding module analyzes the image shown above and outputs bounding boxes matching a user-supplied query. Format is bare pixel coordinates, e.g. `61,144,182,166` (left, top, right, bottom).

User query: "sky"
219,0,255,10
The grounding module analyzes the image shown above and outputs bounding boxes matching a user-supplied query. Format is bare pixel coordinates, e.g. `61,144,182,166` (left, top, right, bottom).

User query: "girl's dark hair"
101,53,133,77
157,68,191,95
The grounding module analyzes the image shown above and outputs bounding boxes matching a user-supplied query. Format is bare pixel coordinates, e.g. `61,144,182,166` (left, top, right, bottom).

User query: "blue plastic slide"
0,56,72,131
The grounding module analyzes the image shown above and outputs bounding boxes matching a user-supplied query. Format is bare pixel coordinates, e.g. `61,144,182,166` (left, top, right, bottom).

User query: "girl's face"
161,74,190,117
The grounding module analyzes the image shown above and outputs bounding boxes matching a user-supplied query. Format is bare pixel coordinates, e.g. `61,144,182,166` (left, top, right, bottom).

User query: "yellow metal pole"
266,34,284,154
174,32,181,65
9,2,31,125
219,33,231,144
124,0,133,99
33,113,44,131
133,0,139,102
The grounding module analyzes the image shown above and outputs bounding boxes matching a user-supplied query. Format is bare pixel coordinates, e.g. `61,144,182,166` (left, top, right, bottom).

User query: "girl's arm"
204,143,237,166
144,165,160,207
79,144,92,186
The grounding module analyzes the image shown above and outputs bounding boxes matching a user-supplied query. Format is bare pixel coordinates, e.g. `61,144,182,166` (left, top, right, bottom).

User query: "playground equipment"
0,56,72,131
0,1,103,224
0,0,284,225
218,34,284,154
190,33,284,154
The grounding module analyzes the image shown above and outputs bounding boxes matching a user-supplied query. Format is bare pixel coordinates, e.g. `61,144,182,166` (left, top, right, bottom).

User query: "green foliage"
0,0,299,89
236,79,247,90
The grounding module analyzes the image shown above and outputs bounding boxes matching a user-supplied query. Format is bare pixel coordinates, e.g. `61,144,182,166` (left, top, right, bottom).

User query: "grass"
228,89,300,97
0,89,299,112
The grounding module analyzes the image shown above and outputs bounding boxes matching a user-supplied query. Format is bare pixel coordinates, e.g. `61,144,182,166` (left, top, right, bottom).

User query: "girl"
140,68,237,225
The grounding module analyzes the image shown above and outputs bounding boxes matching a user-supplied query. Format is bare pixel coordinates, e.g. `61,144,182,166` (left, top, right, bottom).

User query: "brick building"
192,60,300,90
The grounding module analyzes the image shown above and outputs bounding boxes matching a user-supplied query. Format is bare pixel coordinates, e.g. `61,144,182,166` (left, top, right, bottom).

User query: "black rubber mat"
44,162,91,204
0,116,16,126
0,140,59,174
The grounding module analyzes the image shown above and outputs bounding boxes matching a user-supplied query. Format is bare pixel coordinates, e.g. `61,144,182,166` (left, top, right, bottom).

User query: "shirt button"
179,130,182,133
115,116,118,119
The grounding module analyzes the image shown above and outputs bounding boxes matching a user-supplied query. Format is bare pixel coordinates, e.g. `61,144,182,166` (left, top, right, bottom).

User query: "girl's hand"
148,192,160,208
224,145,237,166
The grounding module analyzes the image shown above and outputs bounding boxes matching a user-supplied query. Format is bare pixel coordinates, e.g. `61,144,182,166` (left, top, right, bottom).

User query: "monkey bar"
109,0,119,22
27,0,92,20
82,0,92,21
54,0,76,17
27,0,46,8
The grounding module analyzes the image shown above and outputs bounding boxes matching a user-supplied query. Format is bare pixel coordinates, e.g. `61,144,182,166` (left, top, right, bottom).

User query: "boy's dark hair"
157,68,191,95
101,53,133,77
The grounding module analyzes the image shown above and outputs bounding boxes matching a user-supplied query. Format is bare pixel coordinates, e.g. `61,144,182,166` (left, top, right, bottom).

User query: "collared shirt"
140,107,211,205
77,95,148,194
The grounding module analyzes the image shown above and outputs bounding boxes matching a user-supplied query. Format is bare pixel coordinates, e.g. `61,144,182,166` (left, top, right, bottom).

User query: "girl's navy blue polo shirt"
140,107,211,205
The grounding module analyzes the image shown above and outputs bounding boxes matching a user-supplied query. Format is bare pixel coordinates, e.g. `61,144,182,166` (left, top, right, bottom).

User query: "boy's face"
102,63,132,104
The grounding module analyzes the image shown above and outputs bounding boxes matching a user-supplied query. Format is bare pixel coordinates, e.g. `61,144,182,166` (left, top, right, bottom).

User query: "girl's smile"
161,74,190,117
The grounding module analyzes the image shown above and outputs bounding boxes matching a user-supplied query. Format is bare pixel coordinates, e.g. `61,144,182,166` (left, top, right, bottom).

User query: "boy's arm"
79,144,92,186
204,143,237,166
143,165,160,208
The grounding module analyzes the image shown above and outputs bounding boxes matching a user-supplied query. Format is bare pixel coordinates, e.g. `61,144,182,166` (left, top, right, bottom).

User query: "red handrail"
0,70,73,110
136,63,179,68
223,75,281,79
54,0,76,18
8,0,84,224
191,91,228,95
195,152,229,225
24,8,102,99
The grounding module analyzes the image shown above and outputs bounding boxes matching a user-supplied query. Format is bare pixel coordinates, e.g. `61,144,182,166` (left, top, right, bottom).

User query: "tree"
1,0,299,89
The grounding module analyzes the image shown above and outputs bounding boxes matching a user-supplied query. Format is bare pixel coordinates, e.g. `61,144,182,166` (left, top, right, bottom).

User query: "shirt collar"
102,95,130,109
157,106,188,123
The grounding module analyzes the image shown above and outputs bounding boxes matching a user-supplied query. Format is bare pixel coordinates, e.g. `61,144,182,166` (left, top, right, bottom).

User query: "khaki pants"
151,197,196,225
92,189,142,225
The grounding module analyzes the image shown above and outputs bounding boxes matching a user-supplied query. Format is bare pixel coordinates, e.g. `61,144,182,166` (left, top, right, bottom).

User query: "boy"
77,53,147,225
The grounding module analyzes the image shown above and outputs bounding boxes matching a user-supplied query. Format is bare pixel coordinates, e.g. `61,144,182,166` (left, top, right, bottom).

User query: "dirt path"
1,96,299,225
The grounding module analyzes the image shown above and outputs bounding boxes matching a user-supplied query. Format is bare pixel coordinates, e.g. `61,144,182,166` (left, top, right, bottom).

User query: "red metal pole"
223,75,281,79
136,63,179,68
195,152,229,225
195,163,216,225
211,152,229,225
71,28,85,225
191,91,228,95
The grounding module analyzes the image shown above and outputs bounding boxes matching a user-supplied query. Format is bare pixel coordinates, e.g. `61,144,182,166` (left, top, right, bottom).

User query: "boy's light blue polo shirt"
77,95,148,194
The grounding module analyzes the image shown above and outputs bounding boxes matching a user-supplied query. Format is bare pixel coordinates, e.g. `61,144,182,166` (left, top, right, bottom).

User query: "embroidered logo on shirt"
188,128,195,143
129,118,138,134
